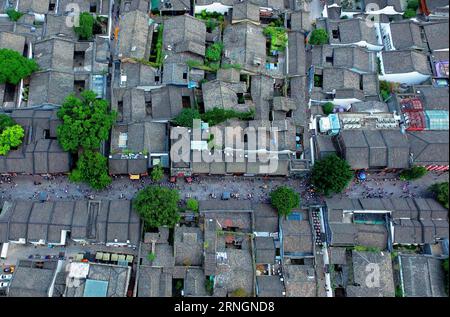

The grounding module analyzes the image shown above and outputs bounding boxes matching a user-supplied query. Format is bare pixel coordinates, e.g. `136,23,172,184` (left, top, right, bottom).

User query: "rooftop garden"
172,107,255,128
186,41,224,73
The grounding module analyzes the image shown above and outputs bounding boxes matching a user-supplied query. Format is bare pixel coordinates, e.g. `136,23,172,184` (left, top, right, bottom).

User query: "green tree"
6,9,23,21
186,198,199,212
399,166,427,181
263,26,288,51
74,12,95,40
133,186,181,228
403,8,417,19
205,42,224,62
0,124,25,156
151,164,164,182
0,48,39,85
429,182,449,209
270,186,300,218
69,150,112,190
311,154,353,196
56,90,117,152
0,114,16,133
172,108,201,128
322,102,334,115
407,0,419,10
309,29,329,45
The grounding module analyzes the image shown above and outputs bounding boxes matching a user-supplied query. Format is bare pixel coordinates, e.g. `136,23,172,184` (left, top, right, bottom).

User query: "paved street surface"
337,172,448,199
1,171,447,206
0,174,319,205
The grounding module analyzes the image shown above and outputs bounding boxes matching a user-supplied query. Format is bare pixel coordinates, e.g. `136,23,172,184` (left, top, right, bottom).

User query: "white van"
0,243,9,259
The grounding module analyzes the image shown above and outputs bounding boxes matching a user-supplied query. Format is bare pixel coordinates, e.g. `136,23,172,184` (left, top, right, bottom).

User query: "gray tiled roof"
0,108,70,174
7,260,57,297
223,22,266,74
327,18,379,46
338,129,410,169
232,1,260,23
407,131,449,166
382,50,431,75
0,199,141,245
400,255,447,297
390,21,425,50
423,21,449,51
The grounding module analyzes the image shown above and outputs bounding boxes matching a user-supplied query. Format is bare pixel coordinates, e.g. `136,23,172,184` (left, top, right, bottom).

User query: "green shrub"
186,198,199,212
172,108,201,128
0,124,25,156
379,80,391,101
151,164,164,182
399,166,428,181
200,107,255,126
147,252,156,262
205,42,224,62
6,9,23,22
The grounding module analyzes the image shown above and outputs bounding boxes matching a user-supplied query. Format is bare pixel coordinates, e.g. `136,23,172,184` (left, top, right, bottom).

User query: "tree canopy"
133,186,181,228
309,29,329,45
311,154,353,196
74,12,95,40
430,182,449,209
56,90,117,152
263,26,288,51
0,48,39,85
270,186,300,217
0,114,16,133
69,150,112,190
0,124,25,156
322,102,334,115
